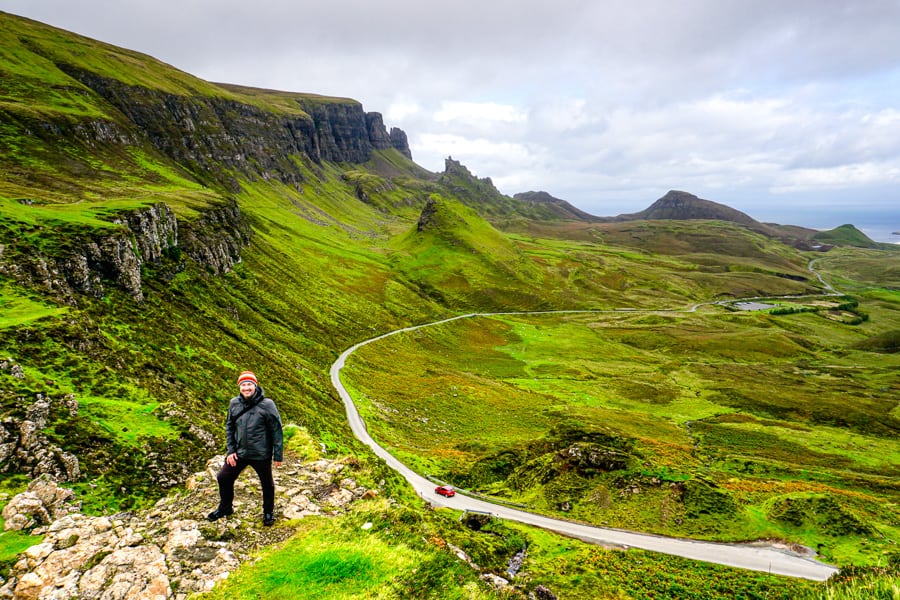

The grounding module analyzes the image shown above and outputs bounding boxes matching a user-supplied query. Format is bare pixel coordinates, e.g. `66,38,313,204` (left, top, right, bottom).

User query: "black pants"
216,456,275,514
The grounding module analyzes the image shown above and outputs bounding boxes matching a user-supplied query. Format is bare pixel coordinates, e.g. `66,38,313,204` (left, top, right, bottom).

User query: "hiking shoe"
207,508,233,521
263,513,275,526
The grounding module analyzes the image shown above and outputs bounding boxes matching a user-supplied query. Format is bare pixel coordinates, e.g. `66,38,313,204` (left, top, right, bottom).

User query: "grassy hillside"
1,11,899,599
812,225,880,249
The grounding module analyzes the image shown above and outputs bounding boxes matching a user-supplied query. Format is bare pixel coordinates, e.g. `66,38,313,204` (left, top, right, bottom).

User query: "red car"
435,485,456,497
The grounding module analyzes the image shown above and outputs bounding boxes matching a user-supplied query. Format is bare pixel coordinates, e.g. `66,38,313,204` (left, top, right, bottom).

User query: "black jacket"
225,385,283,462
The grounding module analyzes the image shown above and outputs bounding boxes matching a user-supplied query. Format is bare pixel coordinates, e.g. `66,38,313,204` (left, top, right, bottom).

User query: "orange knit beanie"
237,371,258,386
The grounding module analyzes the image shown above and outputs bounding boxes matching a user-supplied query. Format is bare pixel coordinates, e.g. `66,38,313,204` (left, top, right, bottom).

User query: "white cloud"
772,162,900,193
532,99,599,133
385,100,423,122
433,102,528,125
414,134,535,171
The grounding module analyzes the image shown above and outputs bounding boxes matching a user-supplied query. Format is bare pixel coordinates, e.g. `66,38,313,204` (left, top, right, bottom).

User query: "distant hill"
513,191,605,221
614,190,764,228
811,224,880,249
517,189,891,251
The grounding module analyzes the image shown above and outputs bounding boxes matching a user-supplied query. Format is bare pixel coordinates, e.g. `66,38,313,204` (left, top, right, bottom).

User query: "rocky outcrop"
0,201,250,302
560,442,632,474
362,113,412,159
0,203,173,302
177,201,252,276
0,416,80,483
365,112,393,150
2,475,79,531
530,585,559,600
0,455,375,600
389,127,412,159
442,156,477,180
0,375,80,483
416,197,440,232
118,204,179,266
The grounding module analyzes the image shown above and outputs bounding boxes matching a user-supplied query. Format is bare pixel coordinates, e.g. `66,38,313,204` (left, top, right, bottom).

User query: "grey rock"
0,418,81,482
3,454,373,599
389,127,412,159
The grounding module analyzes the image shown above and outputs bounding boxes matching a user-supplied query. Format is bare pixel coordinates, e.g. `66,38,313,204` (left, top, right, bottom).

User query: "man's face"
239,381,256,398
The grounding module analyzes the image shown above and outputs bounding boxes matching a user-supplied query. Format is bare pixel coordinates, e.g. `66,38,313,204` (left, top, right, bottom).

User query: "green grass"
3,155,896,591
0,282,67,329
0,524,42,573
202,533,404,599
812,225,880,249
194,505,492,600
513,524,817,599
283,424,324,462
76,393,177,446
194,495,830,600
0,481,44,573
1,12,239,107
801,567,900,600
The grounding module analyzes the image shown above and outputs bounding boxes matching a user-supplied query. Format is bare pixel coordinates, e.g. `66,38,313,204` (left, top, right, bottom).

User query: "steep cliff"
58,70,411,191
389,126,413,159
1,12,411,198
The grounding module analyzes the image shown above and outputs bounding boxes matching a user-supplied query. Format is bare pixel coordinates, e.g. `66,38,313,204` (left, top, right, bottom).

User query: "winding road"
330,284,842,581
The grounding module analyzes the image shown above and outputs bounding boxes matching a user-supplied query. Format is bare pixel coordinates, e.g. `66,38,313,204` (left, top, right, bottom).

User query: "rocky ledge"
0,201,251,304
0,455,376,600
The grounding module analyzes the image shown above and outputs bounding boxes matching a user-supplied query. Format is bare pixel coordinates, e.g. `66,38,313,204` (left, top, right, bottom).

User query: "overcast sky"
7,1,900,238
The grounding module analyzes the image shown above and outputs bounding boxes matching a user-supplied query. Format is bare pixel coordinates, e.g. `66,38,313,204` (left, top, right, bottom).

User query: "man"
208,370,283,526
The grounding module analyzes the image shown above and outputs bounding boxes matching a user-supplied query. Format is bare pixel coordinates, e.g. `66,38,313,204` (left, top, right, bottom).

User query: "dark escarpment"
2,59,411,302
389,126,412,159
363,111,412,159
53,67,410,192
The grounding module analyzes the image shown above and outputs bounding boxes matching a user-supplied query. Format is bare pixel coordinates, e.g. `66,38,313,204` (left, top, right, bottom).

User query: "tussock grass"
802,567,900,600
283,424,323,462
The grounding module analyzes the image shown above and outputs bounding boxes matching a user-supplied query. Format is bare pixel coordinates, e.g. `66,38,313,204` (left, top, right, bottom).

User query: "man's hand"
273,461,283,468
226,453,238,467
